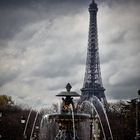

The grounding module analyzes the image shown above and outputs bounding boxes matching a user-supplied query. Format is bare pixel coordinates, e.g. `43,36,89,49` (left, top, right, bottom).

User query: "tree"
107,100,139,140
0,95,14,106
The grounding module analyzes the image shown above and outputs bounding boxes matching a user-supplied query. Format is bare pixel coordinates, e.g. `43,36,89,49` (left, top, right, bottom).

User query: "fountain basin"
48,113,90,122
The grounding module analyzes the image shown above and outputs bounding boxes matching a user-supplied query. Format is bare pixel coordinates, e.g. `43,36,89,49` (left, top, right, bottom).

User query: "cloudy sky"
0,0,140,109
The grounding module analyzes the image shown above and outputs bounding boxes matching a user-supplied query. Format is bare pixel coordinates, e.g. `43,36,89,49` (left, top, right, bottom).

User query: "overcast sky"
0,0,140,109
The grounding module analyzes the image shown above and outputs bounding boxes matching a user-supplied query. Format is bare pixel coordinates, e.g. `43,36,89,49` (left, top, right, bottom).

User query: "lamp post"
89,115,94,140
21,116,26,124
135,90,140,140
0,112,2,118
93,115,100,140
0,112,2,139
35,125,39,139
33,125,39,140
89,114,100,140
21,115,26,139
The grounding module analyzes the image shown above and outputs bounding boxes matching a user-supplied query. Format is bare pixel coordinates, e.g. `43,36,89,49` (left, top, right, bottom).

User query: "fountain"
39,83,113,140
39,83,90,140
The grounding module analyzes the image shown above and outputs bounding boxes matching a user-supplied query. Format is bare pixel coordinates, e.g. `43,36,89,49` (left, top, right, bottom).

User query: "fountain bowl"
48,113,90,122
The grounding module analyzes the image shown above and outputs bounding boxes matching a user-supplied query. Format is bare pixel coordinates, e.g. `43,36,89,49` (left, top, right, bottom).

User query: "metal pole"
0,112,2,139
90,115,93,140
136,99,138,139
135,90,140,140
90,122,93,140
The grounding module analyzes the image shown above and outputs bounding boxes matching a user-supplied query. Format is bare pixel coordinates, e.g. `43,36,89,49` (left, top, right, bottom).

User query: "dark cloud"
0,0,88,42
0,0,87,6
0,0,140,107
0,71,19,86
0,0,139,41
0,0,140,6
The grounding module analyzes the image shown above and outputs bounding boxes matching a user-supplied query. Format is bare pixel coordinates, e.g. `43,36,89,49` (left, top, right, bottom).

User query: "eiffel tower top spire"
81,0,106,103
89,0,98,12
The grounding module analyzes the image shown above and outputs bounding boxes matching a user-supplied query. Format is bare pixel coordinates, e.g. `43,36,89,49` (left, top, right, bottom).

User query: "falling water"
40,117,44,129
70,104,76,140
40,115,49,139
79,95,114,140
40,114,50,128
23,109,32,138
30,111,39,140
80,100,107,140
84,96,113,140
39,114,58,140
91,96,113,140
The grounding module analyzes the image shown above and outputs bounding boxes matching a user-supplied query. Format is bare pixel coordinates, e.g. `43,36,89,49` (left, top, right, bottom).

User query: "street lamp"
135,90,140,140
21,115,26,124
0,112,2,122
89,114,100,140
0,112,2,139
34,125,39,140
89,115,94,140
21,116,26,139
0,112,2,118
93,115,100,140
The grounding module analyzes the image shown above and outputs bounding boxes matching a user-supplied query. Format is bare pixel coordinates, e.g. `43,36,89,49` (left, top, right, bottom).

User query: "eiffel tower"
81,0,107,104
